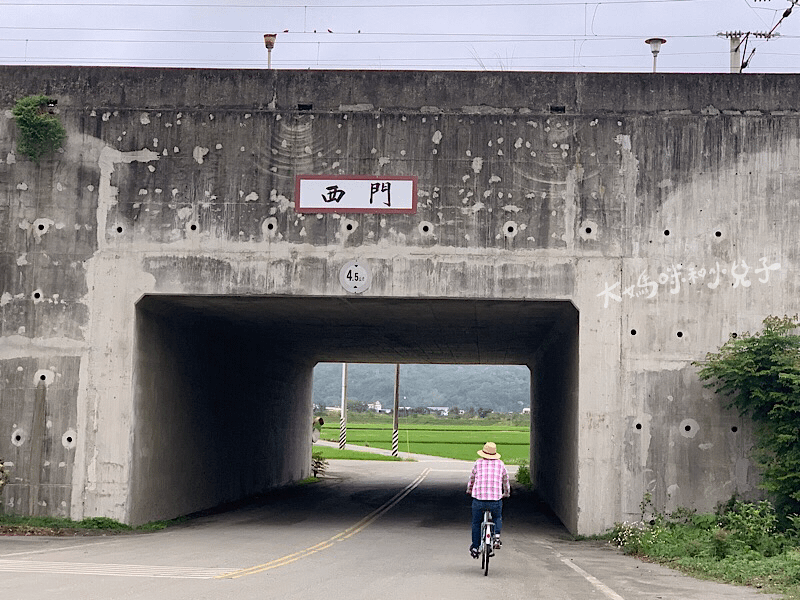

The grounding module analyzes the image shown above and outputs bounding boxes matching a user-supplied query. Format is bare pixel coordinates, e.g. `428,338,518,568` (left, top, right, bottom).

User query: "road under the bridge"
0,459,779,600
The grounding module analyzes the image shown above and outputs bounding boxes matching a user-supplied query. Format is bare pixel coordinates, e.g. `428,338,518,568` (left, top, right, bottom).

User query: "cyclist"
466,441,510,558
312,416,324,443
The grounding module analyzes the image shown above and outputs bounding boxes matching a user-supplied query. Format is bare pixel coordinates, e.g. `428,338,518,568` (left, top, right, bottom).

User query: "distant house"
325,406,342,413
427,407,450,416
367,400,382,412
522,407,531,414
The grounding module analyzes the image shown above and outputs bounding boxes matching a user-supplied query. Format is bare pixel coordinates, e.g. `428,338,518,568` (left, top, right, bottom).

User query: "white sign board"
295,175,417,214
339,259,371,294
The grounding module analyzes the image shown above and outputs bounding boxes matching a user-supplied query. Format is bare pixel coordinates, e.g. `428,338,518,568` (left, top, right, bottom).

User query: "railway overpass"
1,67,796,534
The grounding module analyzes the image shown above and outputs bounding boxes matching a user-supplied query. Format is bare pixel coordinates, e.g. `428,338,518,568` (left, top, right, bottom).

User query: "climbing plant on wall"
695,315,800,520
12,94,66,162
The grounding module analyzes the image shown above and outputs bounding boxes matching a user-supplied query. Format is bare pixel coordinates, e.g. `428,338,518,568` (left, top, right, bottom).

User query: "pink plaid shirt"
467,458,510,501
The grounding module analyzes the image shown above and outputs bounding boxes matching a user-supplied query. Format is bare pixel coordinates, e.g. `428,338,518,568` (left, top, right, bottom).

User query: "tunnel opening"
311,362,532,461
131,295,579,530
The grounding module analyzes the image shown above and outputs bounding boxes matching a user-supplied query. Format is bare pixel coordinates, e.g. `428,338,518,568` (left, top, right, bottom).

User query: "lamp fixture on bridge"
645,37,667,73
264,34,277,69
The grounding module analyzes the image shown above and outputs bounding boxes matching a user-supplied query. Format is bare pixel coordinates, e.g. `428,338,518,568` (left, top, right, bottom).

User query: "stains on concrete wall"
0,357,80,516
38,107,638,256
622,366,758,521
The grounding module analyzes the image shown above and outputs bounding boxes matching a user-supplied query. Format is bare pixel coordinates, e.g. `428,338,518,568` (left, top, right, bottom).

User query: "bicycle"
479,509,496,576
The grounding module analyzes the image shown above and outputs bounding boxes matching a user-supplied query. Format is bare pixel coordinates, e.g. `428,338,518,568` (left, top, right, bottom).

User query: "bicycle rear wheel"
482,522,491,576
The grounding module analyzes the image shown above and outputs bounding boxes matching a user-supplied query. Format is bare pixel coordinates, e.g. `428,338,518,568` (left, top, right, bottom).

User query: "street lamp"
263,34,277,69
645,37,667,73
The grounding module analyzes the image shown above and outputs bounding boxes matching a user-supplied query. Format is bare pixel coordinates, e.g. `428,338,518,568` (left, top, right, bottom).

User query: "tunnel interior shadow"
131,295,578,531
175,462,570,542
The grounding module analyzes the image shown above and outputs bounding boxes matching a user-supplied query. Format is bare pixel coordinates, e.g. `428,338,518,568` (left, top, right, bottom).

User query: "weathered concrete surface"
0,67,798,533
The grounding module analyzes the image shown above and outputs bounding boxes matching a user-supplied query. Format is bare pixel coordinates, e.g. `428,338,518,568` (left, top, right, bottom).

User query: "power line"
0,49,732,63
0,27,717,38
0,33,722,43
1,0,796,72
0,0,713,6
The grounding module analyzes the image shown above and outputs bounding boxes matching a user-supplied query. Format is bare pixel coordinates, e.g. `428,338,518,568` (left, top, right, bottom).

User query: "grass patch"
314,446,404,461
297,476,324,485
0,514,184,535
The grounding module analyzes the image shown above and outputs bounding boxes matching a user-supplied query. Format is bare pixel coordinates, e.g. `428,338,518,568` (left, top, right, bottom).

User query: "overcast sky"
1,0,799,73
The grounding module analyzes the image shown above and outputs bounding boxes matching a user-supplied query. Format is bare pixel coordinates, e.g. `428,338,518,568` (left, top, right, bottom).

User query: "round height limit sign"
339,260,371,293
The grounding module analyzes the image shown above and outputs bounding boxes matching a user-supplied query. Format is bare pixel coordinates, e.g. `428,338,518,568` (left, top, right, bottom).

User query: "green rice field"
319,422,530,463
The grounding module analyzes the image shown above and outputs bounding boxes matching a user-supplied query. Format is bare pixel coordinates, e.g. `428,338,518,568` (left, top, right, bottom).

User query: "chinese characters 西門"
322,182,392,207
296,175,416,213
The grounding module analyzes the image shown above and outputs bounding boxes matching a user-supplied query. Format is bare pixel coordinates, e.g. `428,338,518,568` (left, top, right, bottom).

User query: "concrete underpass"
2,67,787,535
132,296,578,528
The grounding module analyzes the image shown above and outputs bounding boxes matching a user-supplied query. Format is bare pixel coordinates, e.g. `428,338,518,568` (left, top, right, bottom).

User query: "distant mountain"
312,363,530,414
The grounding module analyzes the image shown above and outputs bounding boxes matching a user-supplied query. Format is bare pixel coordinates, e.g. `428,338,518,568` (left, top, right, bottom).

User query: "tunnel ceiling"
137,295,575,365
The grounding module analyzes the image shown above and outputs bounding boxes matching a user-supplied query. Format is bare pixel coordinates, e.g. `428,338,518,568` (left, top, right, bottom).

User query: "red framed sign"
295,175,417,214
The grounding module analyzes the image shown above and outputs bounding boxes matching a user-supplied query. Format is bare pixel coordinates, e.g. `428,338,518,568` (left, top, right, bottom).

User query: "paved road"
0,457,782,600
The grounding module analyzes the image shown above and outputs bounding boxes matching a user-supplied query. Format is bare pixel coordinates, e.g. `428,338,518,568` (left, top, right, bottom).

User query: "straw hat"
477,441,501,460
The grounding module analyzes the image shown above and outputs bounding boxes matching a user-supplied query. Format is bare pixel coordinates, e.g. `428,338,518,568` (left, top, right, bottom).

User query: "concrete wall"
1,67,797,534
130,300,313,525
530,305,579,533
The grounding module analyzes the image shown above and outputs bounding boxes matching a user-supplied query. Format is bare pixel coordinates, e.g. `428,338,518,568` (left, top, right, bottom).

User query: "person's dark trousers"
471,498,503,549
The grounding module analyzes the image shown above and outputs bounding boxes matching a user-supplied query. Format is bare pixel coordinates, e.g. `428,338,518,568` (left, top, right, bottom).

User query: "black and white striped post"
339,362,348,450
392,364,400,457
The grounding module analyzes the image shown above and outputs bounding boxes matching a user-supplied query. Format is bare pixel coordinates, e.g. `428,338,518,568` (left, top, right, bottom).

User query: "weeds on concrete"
12,95,66,162
311,451,329,477
0,514,185,535
607,495,800,598
515,460,532,488
0,459,9,493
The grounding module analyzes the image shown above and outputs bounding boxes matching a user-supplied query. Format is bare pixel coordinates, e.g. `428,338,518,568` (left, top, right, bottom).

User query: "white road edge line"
558,556,626,600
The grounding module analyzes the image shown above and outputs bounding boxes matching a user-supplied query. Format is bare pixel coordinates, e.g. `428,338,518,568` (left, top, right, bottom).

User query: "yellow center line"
220,468,431,579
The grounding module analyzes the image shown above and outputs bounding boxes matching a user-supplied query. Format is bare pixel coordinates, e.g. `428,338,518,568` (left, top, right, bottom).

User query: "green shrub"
690,513,717,530
311,451,329,477
716,498,786,556
695,315,800,519
515,461,532,488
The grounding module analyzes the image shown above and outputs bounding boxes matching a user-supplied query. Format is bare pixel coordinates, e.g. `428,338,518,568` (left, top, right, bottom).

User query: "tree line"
312,363,530,414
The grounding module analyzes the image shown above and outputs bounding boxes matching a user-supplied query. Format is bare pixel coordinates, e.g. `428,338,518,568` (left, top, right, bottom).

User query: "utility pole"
719,0,793,75
726,32,743,73
392,364,400,457
339,363,347,449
